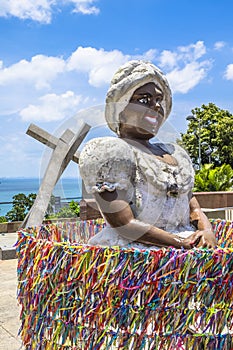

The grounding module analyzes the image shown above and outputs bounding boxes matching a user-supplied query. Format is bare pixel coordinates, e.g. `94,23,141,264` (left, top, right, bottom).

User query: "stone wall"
80,192,233,221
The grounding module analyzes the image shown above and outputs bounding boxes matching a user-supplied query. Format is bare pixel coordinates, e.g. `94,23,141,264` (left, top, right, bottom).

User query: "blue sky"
0,0,233,178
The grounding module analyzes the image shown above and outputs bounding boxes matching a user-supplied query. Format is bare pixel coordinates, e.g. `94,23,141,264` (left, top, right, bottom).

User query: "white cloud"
159,41,206,69
20,90,83,122
0,47,157,92
224,64,233,80
0,43,214,125
0,43,211,98
68,0,99,15
159,50,178,69
167,61,211,94
67,46,130,87
0,55,65,89
157,41,211,93
0,0,55,23
67,47,159,87
132,49,157,62
0,0,99,23
214,41,226,51
0,47,130,121
178,41,206,61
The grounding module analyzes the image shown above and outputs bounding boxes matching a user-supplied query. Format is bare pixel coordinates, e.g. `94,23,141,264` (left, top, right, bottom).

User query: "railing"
202,207,233,221
0,196,82,215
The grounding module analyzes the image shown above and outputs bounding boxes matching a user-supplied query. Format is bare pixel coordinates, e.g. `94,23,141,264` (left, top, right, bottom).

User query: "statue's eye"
137,95,151,104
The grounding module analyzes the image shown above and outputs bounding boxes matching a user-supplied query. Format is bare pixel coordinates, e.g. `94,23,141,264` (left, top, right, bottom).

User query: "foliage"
68,200,80,216
193,164,233,192
4,192,80,222
180,103,233,168
47,200,80,219
5,193,36,222
0,216,7,223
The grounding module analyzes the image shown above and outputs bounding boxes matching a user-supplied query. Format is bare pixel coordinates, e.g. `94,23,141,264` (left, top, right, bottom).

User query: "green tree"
193,164,233,192
0,208,7,222
68,200,80,216
5,193,36,222
180,103,233,168
0,216,7,223
47,200,80,219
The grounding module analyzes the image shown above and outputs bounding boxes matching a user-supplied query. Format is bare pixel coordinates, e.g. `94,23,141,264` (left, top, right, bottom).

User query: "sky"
0,0,233,178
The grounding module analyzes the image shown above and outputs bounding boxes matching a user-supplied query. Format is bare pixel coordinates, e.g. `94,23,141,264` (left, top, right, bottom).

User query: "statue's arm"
94,189,194,249
189,196,217,248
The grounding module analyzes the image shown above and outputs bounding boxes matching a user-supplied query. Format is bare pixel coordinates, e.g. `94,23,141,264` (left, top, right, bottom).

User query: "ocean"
0,177,82,216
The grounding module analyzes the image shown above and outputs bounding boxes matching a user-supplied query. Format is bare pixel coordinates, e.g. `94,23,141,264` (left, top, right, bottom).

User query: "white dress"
79,137,196,250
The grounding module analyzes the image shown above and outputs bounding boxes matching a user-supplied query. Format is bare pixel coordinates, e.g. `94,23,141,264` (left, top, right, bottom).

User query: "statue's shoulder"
82,136,128,149
171,143,193,161
79,137,135,168
79,137,135,194
80,137,133,158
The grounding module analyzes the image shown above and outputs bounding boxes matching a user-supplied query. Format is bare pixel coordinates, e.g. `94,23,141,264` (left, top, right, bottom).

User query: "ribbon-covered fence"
16,219,233,349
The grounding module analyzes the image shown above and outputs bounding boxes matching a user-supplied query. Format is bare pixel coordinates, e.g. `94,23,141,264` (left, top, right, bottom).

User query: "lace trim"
93,182,119,193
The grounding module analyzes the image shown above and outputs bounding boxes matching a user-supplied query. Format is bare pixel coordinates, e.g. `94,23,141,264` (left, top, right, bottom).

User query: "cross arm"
26,123,84,164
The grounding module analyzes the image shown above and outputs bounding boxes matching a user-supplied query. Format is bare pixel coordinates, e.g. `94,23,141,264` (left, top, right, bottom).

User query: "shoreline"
0,177,82,216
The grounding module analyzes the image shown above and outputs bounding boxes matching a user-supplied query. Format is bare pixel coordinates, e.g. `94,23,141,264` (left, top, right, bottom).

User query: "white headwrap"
105,60,172,134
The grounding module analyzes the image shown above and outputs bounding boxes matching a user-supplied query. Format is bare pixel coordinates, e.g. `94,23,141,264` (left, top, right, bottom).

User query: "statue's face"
119,82,165,139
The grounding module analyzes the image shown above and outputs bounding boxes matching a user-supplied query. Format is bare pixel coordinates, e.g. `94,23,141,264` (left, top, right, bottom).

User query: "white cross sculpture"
22,122,90,228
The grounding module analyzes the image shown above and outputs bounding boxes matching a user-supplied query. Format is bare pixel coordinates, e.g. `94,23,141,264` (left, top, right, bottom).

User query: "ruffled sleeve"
79,137,135,194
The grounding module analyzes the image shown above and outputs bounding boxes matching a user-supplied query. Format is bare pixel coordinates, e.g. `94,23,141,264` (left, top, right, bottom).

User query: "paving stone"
0,260,24,349
0,232,17,260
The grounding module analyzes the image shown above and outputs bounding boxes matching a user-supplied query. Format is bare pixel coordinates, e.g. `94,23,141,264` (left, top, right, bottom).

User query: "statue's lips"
144,115,158,125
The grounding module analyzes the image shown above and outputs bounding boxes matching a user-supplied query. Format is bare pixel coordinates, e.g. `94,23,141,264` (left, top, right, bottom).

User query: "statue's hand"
183,230,217,249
